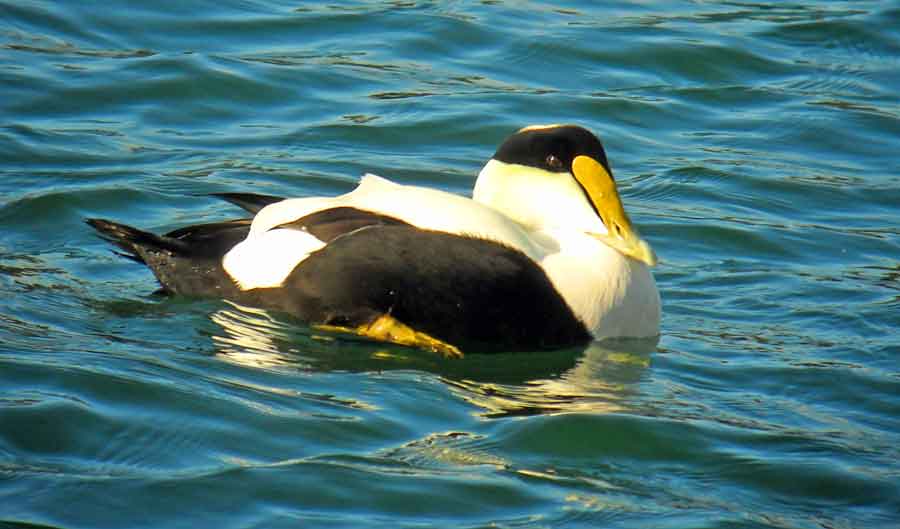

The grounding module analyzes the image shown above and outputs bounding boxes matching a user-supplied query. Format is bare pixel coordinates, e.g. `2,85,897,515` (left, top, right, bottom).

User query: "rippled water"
2,1,899,527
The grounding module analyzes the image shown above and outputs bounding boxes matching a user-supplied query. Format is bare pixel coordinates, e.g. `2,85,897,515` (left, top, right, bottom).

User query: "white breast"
538,229,660,339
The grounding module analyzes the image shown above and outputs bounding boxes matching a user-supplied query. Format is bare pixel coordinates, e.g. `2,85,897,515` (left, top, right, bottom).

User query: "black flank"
87,207,591,353
264,225,591,352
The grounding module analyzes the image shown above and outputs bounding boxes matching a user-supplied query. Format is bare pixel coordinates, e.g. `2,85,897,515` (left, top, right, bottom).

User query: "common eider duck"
87,125,660,356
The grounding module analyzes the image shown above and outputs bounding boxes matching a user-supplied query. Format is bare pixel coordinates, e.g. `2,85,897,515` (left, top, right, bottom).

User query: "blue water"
2,1,899,527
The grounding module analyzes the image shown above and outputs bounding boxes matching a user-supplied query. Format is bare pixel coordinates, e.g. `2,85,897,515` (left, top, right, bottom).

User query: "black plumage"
260,224,590,352
86,218,250,298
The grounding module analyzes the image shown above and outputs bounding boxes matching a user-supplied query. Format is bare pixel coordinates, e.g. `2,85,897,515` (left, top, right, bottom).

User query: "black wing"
211,192,285,214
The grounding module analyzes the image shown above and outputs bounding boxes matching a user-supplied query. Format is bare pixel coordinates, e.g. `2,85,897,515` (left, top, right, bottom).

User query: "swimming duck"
87,124,660,356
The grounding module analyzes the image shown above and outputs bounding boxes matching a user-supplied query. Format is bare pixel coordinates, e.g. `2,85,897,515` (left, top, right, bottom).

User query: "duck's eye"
546,154,564,170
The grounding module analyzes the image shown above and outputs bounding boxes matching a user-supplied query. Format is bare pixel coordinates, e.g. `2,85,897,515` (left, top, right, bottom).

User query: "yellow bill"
571,155,658,267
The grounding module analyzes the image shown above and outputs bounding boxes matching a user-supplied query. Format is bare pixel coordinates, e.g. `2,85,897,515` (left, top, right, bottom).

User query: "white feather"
247,174,545,256
222,229,325,290
223,174,556,290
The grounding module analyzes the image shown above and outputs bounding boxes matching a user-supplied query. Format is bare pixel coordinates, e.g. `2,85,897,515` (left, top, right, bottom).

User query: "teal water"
2,1,899,527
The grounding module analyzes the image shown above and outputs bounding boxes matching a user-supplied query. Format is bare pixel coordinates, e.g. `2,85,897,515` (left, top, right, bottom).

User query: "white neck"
473,159,608,235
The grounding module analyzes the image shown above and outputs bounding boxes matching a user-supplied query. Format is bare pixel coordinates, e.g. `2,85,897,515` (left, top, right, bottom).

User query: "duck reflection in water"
206,302,656,418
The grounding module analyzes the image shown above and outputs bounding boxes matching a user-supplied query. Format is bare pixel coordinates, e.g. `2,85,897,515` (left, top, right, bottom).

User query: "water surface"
2,1,899,528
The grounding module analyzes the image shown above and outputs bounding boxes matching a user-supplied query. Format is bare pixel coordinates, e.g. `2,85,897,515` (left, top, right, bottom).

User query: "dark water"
2,1,899,527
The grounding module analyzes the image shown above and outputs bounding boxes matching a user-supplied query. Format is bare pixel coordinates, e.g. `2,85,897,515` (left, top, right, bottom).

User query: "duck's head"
473,124,657,266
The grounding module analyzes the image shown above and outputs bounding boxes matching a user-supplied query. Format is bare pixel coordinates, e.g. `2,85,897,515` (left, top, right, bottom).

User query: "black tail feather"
210,192,285,214
86,217,250,297
86,218,189,264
